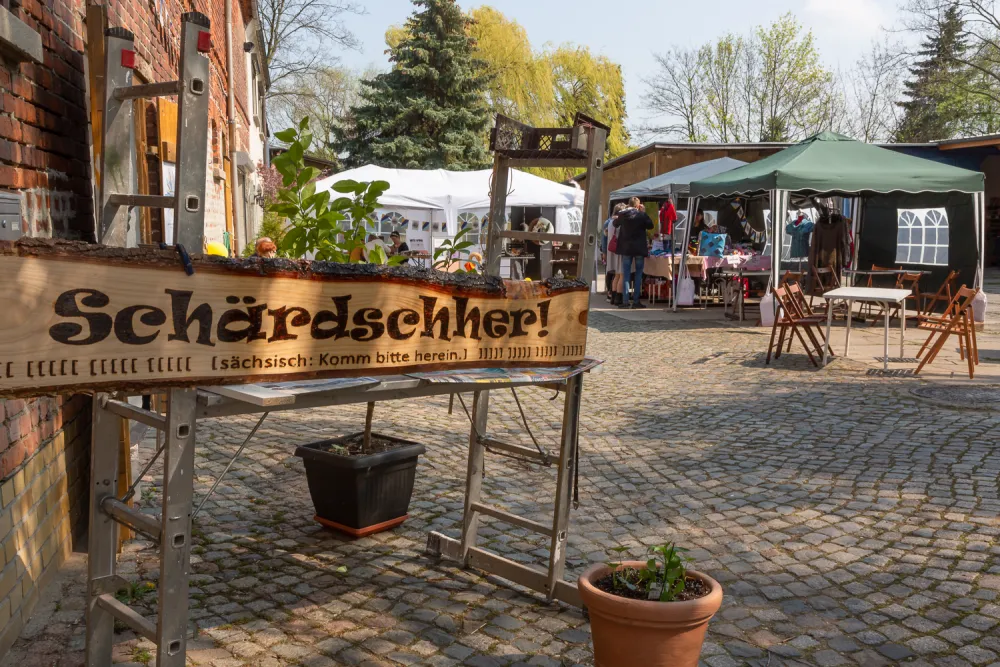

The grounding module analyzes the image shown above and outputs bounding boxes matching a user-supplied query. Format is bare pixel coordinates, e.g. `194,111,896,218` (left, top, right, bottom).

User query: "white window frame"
896,208,949,266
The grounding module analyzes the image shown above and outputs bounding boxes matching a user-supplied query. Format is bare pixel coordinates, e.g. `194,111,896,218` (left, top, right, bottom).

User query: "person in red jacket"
659,199,677,237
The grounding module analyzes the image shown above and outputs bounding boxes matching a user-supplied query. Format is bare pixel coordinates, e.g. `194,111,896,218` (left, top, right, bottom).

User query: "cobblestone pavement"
6,307,1000,667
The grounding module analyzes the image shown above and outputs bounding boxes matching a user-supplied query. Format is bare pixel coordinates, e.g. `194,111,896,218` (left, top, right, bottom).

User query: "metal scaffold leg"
156,389,197,666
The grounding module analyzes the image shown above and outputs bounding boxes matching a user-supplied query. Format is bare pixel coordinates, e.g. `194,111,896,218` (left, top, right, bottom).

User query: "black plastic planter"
295,433,425,537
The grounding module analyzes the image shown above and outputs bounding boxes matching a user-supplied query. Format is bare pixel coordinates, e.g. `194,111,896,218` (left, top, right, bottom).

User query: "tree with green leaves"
385,7,632,178
335,0,490,170
900,0,1000,137
897,3,966,141
641,14,831,143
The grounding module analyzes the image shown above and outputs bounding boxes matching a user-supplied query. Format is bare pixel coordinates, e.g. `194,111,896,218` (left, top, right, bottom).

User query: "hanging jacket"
785,216,814,258
659,200,677,236
809,214,851,275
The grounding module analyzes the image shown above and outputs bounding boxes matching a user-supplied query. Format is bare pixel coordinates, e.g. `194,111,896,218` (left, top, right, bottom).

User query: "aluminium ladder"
426,114,607,605
88,11,211,667
98,11,210,250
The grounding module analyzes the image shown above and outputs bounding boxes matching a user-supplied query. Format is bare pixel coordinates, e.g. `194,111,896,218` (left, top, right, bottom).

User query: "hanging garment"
659,200,677,236
809,213,851,275
785,216,814,258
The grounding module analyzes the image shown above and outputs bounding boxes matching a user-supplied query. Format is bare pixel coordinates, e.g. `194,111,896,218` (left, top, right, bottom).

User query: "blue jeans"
621,255,645,306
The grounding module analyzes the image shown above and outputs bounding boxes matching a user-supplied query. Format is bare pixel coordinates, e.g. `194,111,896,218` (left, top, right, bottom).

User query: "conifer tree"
335,0,490,170
897,4,965,141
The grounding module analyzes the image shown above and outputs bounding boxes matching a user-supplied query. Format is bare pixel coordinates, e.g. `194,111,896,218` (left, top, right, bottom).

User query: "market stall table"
821,287,913,370
720,269,771,322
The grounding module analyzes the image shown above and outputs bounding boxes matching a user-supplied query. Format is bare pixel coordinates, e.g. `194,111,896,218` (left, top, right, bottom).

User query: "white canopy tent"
315,166,585,250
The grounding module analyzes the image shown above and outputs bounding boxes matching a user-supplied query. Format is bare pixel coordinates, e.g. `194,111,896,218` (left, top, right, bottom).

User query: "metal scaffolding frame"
83,116,607,665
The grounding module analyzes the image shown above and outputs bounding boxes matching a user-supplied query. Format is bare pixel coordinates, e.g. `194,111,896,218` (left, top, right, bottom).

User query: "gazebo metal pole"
673,196,699,311
976,191,986,289
771,190,782,290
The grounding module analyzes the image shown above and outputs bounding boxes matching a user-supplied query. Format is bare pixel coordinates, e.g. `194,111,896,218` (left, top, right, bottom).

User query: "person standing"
613,197,654,308
604,203,626,303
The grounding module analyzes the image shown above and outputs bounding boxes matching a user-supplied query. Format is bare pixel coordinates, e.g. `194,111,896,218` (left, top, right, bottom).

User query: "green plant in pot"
578,543,723,667
273,118,423,538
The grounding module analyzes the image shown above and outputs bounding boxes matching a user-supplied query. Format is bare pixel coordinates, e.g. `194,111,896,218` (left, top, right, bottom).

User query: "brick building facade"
0,0,268,657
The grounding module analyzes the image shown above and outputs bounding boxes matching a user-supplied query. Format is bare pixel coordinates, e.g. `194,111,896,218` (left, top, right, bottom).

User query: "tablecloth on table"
643,254,771,280
644,256,705,280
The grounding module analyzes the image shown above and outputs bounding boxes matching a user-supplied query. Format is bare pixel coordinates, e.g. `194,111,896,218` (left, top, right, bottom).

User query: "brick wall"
4,0,92,239
0,0,254,659
0,395,91,658
8,0,255,245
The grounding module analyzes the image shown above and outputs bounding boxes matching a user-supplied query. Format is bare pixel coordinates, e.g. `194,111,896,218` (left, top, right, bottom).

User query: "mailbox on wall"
0,192,23,241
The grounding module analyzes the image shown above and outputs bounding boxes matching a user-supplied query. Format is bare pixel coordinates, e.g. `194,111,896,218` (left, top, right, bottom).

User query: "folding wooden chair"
767,286,828,367
861,264,899,319
915,286,979,379
810,265,842,317
780,270,805,287
869,271,922,326
920,270,959,316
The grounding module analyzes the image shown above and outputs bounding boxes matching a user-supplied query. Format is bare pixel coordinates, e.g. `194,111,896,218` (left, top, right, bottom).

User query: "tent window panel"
895,208,949,267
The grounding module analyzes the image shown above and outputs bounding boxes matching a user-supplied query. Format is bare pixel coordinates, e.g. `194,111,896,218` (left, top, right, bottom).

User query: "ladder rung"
95,594,156,641
470,502,554,537
107,194,176,209
102,399,167,430
102,498,162,542
113,80,182,100
499,230,581,244
480,437,552,466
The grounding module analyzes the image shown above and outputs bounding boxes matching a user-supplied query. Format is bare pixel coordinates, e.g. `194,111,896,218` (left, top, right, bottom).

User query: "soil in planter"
594,573,710,602
314,433,410,457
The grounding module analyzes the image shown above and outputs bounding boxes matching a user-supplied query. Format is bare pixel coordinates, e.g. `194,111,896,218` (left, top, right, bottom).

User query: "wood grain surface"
0,240,590,397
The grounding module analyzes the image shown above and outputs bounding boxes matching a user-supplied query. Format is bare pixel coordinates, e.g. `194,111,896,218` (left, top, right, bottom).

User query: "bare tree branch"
639,48,704,142
259,0,366,102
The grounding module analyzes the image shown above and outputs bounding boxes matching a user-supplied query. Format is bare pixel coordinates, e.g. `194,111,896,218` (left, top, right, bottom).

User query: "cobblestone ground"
6,309,1000,667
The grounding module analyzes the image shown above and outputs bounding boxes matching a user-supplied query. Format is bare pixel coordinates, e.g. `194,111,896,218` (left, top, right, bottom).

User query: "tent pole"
771,190,783,290
673,196,698,311
850,197,860,282
975,191,985,289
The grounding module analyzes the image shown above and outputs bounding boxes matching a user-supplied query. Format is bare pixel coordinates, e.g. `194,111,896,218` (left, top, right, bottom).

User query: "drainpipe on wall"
226,0,240,255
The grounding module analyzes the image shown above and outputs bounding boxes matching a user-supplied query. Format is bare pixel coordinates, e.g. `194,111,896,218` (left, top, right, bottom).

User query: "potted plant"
272,120,423,536
578,544,723,667
295,402,425,537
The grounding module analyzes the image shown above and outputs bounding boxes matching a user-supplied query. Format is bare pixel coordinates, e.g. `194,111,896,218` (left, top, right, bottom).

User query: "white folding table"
821,287,914,370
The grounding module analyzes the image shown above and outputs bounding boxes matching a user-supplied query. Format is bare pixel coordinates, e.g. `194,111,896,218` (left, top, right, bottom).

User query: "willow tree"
467,7,555,128
383,6,631,177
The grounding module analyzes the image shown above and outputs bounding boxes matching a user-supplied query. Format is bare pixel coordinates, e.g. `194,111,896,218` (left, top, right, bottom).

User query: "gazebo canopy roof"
608,157,747,200
689,132,985,198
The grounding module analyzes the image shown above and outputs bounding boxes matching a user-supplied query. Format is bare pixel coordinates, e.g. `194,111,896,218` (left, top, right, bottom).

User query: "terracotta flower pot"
578,562,723,667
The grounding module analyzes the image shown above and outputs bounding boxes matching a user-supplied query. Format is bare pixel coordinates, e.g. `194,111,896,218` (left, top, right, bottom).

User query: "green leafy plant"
606,542,693,602
432,226,481,273
269,117,404,266
242,210,290,258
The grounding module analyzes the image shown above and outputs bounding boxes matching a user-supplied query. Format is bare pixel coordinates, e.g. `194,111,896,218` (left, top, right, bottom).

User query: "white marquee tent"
316,165,585,249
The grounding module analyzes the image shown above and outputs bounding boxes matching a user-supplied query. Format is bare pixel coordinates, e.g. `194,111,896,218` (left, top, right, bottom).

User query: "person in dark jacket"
613,197,654,308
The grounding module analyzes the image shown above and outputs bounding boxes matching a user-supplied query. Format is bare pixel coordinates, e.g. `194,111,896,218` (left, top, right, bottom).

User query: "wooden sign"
0,240,591,398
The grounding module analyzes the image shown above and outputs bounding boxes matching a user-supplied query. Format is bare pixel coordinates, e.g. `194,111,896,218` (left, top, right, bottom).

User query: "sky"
333,0,906,137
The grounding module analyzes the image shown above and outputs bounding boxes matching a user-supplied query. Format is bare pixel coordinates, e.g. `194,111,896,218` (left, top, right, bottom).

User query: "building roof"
268,142,339,171
572,141,793,183
571,137,944,184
